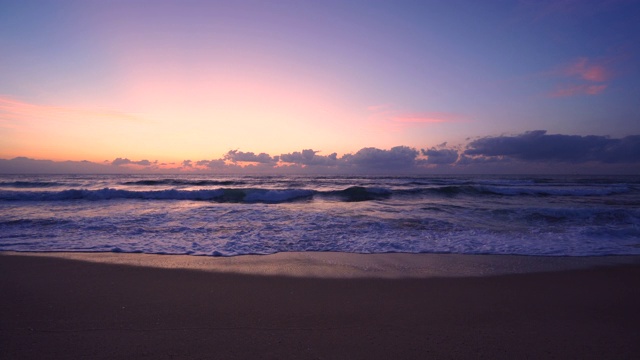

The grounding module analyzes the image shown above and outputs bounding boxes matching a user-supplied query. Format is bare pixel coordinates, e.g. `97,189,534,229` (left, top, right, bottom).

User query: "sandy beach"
1,251,640,359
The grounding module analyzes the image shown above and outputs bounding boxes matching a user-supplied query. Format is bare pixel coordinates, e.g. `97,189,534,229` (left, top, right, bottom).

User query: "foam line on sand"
2,250,639,278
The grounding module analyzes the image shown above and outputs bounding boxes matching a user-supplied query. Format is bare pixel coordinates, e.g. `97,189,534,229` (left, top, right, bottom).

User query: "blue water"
1,174,639,256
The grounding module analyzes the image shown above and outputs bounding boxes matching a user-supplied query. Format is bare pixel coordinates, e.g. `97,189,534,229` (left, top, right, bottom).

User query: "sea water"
1,174,639,256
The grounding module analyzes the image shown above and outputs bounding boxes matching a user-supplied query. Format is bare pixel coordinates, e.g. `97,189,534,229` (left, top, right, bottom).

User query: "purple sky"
1,0,639,174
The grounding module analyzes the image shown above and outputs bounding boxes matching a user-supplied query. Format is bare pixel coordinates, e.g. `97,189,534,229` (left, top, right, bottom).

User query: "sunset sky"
1,0,639,173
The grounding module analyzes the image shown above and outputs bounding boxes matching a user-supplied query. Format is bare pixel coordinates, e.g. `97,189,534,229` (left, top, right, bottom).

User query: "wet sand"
1,251,639,359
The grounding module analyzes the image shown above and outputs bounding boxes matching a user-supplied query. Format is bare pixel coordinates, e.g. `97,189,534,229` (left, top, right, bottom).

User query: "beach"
2,252,639,359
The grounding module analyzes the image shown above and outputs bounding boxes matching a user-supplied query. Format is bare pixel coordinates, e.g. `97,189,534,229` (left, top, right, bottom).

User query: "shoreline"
2,251,640,359
2,250,639,278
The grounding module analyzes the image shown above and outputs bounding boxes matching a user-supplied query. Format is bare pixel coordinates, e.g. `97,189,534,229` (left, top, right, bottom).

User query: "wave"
0,181,73,188
0,188,316,203
322,186,392,202
402,184,632,197
0,218,71,226
475,185,630,196
0,186,396,203
0,182,632,204
121,179,246,186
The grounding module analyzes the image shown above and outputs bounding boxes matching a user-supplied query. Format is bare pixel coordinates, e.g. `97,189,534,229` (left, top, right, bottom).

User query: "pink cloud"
546,56,619,98
562,57,612,82
549,84,608,98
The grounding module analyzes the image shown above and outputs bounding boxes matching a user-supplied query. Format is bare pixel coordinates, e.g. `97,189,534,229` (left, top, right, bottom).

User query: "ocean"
0,174,639,257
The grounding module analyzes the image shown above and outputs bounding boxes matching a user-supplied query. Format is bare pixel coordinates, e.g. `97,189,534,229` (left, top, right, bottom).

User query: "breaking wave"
0,183,632,203
0,188,314,203
120,179,246,186
0,180,74,188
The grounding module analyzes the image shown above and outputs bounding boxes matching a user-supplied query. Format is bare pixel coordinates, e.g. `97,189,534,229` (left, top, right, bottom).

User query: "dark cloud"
224,150,275,164
464,130,640,163
421,148,459,164
602,135,640,163
195,159,227,169
111,158,153,166
279,149,338,166
111,158,131,166
345,146,419,169
455,154,513,165
3,132,639,175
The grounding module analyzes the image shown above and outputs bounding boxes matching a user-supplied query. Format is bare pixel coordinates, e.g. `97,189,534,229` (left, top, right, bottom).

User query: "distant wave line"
0,184,632,203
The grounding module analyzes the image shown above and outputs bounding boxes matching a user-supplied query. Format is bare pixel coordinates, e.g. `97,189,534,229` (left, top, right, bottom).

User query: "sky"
1,0,639,174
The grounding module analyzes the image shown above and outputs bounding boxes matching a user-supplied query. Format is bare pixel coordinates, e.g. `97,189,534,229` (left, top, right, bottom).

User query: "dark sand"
1,252,639,359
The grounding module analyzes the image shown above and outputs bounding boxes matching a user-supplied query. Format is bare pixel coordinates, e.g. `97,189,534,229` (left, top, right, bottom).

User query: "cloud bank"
464,130,640,163
420,148,459,165
112,158,155,167
1,131,639,174
279,149,338,166
224,150,276,164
